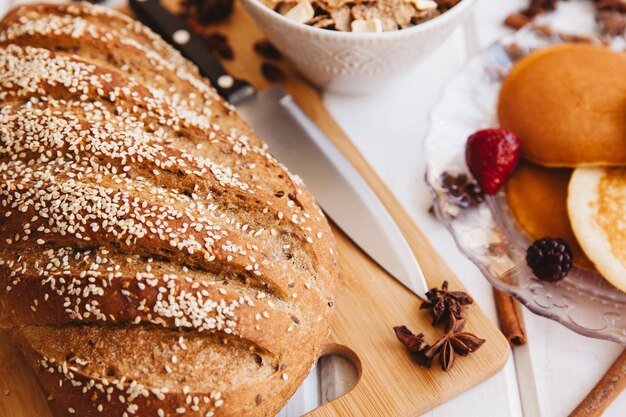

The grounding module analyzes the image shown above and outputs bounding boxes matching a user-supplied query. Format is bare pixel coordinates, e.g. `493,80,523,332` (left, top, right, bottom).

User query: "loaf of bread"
0,3,338,416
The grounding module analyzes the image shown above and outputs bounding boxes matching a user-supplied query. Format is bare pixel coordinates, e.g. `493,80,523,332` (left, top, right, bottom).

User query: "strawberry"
465,128,521,195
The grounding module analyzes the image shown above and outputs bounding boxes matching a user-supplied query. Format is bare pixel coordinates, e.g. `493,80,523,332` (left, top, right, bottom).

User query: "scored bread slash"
284,0,315,23
351,17,383,32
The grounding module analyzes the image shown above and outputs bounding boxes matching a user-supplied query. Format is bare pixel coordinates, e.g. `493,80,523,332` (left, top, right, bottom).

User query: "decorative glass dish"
424,27,626,345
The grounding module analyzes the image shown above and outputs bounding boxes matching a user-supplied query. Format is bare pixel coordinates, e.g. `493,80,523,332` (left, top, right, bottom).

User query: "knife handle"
129,0,255,103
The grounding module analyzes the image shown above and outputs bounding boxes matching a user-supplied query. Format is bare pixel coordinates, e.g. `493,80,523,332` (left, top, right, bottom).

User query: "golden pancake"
506,161,595,271
568,167,626,293
498,43,626,167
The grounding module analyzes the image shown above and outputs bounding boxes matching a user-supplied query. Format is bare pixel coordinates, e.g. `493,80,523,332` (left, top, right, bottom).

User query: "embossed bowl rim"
242,0,476,41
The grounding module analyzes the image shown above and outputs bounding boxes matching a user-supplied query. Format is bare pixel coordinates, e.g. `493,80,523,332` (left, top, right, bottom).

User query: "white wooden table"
1,0,624,415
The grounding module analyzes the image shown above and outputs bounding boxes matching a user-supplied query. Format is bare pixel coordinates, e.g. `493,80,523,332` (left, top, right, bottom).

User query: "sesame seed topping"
0,5,338,417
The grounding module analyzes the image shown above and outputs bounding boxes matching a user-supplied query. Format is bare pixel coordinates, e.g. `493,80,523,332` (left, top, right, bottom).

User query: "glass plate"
424,27,626,345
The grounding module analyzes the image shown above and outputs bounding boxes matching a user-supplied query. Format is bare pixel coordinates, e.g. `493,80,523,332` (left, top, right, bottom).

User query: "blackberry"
440,172,485,209
526,237,573,282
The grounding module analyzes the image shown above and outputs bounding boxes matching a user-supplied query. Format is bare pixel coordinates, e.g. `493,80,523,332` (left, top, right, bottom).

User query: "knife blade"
129,0,429,299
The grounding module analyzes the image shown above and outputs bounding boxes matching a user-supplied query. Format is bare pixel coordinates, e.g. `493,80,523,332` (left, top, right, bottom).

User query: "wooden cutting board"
0,1,510,416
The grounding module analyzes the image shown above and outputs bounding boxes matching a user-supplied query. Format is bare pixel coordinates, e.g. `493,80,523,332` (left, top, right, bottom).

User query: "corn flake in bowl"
242,0,476,93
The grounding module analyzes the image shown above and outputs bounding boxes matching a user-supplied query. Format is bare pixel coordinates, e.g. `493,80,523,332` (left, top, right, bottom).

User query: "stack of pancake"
498,43,626,293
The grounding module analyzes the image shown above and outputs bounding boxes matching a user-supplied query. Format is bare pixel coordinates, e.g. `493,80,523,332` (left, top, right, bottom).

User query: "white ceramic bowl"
241,0,476,94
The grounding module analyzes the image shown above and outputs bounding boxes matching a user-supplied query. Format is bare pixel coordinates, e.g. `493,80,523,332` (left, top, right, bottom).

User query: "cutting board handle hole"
317,343,361,404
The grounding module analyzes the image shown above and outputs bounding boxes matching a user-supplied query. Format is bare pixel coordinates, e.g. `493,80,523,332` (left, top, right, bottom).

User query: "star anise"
420,281,474,327
393,326,434,368
424,316,486,371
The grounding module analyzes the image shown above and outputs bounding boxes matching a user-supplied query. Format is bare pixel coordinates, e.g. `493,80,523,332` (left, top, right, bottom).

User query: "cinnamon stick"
493,288,527,346
570,350,626,417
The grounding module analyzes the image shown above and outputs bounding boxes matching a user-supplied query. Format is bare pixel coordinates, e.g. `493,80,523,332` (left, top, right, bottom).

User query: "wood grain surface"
0,1,510,416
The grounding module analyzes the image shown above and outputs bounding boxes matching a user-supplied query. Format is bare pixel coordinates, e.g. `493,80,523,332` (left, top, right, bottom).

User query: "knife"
129,0,429,300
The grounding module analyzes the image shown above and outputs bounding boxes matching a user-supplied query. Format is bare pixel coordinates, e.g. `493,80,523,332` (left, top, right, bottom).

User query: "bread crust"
0,3,338,416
